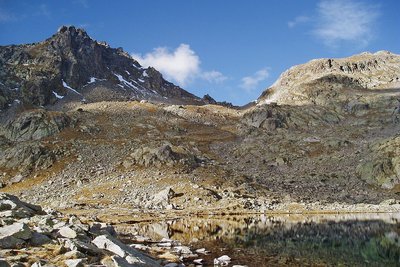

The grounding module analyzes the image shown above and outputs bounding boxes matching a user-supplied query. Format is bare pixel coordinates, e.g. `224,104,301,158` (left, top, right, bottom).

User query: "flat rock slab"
59,226,77,239
0,222,32,240
92,235,161,266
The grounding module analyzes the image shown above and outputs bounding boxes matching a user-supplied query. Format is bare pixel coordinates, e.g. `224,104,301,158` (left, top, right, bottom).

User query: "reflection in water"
116,214,400,266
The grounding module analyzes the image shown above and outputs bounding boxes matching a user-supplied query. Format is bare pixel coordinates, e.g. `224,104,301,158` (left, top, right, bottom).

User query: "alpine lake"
114,213,400,267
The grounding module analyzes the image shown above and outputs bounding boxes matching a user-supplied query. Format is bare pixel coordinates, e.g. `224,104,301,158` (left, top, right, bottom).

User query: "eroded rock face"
357,136,400,189
2,109,71,141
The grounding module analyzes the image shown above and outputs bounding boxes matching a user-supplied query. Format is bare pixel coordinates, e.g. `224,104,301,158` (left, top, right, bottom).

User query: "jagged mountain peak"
56,25,88,36
51,25,130,58
258,51,400,106
0,26,203,111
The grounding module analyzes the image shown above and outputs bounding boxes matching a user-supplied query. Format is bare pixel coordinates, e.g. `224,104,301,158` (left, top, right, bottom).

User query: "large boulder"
92,235,161,266
0,222,32,249
148,187,176,210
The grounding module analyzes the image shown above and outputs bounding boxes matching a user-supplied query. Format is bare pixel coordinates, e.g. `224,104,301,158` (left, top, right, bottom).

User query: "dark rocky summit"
0,26,203,111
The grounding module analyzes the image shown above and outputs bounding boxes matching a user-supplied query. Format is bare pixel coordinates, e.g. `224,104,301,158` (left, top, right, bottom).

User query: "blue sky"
1,0,399,105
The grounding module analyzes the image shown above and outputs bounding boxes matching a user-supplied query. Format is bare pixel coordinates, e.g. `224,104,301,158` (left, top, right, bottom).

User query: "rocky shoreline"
0,193,250,267
1,192,400,267
60,197,400,226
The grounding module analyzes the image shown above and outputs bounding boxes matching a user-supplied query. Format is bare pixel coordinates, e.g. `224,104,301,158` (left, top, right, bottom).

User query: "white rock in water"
157,242,172,247
59,226,77,239
214,255,231,265
193,258,203,264
218,255,231,261
195,248,209,254
132,244,151,251
173,245,192,254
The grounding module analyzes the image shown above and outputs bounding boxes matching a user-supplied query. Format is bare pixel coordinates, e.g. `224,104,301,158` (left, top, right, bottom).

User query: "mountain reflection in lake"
116,214,400,266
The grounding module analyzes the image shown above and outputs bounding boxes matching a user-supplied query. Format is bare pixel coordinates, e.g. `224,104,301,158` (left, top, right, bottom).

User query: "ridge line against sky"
1,0,399,105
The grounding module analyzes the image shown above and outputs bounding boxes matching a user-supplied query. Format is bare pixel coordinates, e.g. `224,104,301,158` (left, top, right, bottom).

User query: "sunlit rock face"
258,51,400,107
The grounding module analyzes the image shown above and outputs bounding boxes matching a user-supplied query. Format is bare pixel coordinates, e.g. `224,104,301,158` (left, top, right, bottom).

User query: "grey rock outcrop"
1,109,71,141
241,104,341,131
130,144,203,168
0,142,56,176
357,136,400,189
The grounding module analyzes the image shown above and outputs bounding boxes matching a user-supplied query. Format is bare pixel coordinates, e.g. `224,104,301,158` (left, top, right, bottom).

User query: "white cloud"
201,71,227,84
240,68,270,92
288,16,310,28
132,44,226,86
313,0,380,47
132,44,200,86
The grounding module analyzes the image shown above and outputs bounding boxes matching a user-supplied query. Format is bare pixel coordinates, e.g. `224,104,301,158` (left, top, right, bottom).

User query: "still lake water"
118,213,400,266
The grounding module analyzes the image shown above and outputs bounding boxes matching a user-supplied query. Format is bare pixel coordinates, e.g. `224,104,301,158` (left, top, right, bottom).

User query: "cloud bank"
313,0,380,47
132,44,226,86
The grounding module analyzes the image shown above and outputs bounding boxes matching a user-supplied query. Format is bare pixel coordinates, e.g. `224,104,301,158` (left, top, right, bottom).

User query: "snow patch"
142,70,149,77
125,70,131,75
138,78,145,83
14,99,21,104
62,80,82,95
132,63,144,69
85,77,106,86
88,77,97,84
113,73,138,89
52,91,64,99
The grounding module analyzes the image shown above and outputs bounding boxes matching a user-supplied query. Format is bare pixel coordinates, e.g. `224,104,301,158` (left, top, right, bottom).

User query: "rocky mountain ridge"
258,51,400,106
0,26,205,111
